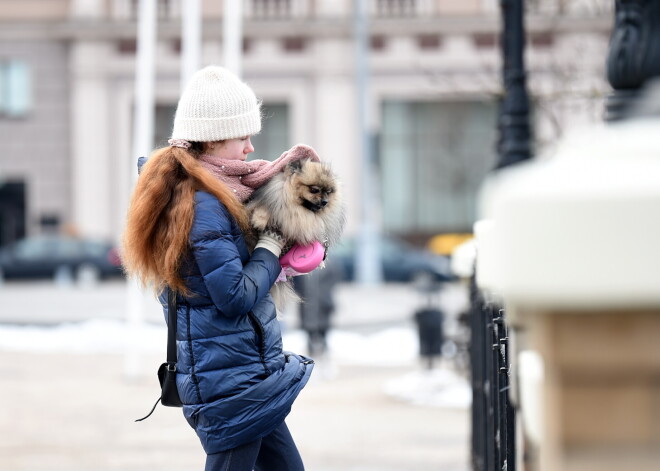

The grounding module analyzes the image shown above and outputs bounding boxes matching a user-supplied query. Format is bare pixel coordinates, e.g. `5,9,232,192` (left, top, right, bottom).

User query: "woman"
122,66,314,471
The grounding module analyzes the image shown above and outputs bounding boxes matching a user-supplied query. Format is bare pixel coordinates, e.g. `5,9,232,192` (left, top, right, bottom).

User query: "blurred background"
0,0,613,253
0,1,615,470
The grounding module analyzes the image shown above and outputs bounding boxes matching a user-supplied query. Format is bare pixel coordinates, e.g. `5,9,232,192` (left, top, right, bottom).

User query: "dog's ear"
288,159,304,174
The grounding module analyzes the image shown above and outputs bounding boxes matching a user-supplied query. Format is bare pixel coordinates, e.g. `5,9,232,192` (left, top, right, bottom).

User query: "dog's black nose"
320,200,328,207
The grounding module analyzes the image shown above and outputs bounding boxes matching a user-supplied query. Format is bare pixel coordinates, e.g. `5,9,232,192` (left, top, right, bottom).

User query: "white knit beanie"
171,66,261,142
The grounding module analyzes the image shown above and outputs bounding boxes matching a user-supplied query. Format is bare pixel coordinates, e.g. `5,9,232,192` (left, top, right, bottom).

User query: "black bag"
157,362,182,407
135,289,182,421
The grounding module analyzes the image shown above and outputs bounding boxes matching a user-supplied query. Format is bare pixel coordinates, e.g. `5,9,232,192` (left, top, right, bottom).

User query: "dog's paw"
250,206,271,231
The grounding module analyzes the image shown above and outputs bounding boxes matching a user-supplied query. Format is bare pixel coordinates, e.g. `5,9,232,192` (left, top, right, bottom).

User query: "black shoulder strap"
134,288,180,422
167,288,178,363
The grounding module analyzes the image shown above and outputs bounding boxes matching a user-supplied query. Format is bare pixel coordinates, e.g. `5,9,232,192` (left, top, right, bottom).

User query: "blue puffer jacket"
160,190,313,454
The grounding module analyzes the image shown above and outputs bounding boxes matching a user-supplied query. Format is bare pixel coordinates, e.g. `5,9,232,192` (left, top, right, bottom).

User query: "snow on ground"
384,369,472,409
282,327,420,367
0,319,418,361
0,318,166,354
0,319,471,409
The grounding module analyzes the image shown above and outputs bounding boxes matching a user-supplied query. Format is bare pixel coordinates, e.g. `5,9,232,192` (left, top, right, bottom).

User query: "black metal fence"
468,0,660,468
469,276,515,471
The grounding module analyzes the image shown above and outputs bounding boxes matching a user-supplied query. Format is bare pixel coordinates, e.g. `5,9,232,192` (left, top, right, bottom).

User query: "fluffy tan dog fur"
246,158,346,308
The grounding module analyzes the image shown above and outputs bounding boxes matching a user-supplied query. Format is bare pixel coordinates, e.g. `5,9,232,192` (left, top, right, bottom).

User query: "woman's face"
212,136,255,161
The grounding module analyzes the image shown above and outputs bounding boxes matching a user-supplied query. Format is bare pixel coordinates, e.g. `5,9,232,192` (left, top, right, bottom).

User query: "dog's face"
288,159,337,213
247,155,345,249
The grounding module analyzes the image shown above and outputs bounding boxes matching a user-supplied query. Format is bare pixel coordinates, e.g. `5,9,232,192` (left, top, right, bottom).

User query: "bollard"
413,307,444,369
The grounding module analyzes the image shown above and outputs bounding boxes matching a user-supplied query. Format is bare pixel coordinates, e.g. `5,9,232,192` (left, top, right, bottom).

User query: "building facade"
0,0,612,246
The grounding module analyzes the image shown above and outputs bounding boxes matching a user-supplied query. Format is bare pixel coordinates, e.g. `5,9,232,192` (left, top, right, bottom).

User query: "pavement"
0,280,472,471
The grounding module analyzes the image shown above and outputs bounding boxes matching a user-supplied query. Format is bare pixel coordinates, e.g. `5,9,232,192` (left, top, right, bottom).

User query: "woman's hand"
254,228,285,257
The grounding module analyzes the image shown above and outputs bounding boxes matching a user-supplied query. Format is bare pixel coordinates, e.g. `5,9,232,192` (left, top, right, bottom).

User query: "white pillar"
70,42,113,239
311,38,360,235
181,0,202,91
223,0,243,77
125,0,157,380
354,0,382,284
132,0,157,163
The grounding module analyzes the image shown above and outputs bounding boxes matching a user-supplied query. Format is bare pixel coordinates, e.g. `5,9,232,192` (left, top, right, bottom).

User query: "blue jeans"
204,422,304,471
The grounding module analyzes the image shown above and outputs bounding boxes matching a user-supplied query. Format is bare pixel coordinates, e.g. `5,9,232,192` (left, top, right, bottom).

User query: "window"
473,33,498,49
0,181,26,247
375,0,417,17
371,35,387,51
250,0,293,19
380,100,497,235
0,60,32,118
249,104,289,162
154,104,177,148
418,34,442,50
15,238,53,261
117,39,138,54
129,0,173,20
282,37,306,52
529,32,555,48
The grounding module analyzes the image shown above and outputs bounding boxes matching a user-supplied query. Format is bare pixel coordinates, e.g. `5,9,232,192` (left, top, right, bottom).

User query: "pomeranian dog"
246,158,345,309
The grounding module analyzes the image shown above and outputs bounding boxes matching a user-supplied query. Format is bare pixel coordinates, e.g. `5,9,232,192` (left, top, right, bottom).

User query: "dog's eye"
309,186,320,194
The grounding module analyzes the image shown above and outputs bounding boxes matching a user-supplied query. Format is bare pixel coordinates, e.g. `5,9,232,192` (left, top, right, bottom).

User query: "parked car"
427,232,474,256
0,235,123,282
329,234,455,283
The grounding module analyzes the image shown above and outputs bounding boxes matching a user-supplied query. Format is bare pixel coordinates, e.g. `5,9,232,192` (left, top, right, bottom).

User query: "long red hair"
121,145,249,294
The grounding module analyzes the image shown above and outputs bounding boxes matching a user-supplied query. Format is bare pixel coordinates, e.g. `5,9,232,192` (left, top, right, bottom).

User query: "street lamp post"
496,0,532,170
606,0,660,121
470,0,532,468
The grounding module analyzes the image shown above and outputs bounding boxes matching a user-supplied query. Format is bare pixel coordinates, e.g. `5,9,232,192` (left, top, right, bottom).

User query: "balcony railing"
246,0,311,19
108,0,611,22
111,0,178,20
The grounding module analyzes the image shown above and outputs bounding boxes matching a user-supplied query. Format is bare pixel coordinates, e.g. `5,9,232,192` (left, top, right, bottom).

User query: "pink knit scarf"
198,144,321,202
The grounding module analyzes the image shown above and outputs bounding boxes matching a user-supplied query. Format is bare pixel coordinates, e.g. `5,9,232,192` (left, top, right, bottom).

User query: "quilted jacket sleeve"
190,193,281,317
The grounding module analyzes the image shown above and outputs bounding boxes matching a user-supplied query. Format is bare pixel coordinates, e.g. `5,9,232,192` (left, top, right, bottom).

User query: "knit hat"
171,66,261,142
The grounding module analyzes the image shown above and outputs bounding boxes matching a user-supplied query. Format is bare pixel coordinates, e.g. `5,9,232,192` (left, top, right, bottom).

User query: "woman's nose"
245,139,254,154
